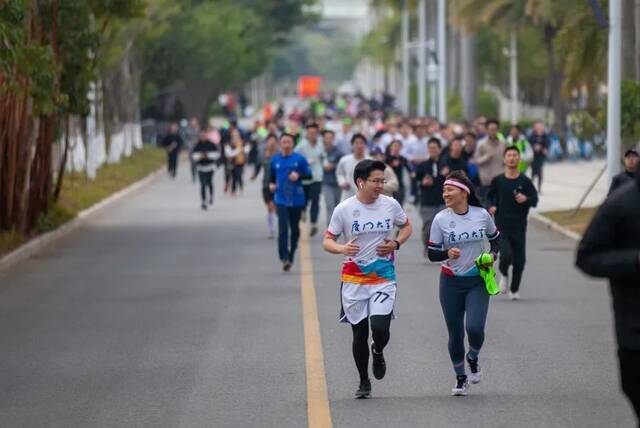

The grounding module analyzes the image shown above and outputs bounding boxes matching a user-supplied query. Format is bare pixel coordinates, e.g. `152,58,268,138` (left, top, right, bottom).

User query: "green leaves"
138,0,318,111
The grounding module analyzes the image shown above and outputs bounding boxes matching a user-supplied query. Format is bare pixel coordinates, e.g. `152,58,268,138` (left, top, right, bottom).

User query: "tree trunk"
28,115,55,230
53,115,70,201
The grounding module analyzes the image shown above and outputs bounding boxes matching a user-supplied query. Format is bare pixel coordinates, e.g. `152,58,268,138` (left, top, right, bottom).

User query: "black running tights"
351,315,392,382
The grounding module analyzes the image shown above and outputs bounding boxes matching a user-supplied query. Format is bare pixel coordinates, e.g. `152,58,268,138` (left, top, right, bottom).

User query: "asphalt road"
0,163,635,427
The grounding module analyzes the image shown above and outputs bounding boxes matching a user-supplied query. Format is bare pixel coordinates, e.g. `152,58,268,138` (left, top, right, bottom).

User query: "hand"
268,183,276,192
341,183,350,191
514,193,528,204
422,176,434,187
478,253,495,268
440,166,450,176
323,164,335,172
489,206,497,215
448,247,461,259
288,171,300,181
376,238,397,256
250,175,257,181
342,238,359,257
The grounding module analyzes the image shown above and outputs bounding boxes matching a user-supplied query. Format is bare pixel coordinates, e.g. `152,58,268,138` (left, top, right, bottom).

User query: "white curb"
0,168,163,272
529,211,582,242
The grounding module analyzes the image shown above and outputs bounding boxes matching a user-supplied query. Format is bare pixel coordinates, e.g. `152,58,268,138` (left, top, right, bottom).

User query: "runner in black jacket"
191,131,220,210
487,146,538,300
576,171,640,425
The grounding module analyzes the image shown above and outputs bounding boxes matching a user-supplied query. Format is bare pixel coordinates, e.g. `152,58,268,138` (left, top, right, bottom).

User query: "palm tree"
450,0,570,139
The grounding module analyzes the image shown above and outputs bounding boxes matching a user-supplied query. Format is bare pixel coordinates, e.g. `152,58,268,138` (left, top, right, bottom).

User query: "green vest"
507,138,530,173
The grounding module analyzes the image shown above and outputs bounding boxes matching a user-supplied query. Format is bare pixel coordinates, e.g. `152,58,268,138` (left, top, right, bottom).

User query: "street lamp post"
437,0,447,123
418,0,427,117
402,0,410,114
509,29,519,124
607,0,622,181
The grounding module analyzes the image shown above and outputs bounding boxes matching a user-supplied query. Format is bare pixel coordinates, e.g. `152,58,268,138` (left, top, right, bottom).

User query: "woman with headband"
427,170,500,396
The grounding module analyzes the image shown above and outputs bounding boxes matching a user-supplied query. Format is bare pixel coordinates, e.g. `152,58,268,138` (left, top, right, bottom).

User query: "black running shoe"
371,343,386,380
355,379,371,399
201,203,207,210
451,375,469,396
466,354,482,384
282,261,292,272
310,225,318,237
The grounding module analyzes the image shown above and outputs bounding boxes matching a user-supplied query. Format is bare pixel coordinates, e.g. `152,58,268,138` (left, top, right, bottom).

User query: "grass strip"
540,207,598,235
0,145,165,257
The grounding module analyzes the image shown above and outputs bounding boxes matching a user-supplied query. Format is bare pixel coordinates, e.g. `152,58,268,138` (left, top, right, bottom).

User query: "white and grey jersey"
428,206,499,277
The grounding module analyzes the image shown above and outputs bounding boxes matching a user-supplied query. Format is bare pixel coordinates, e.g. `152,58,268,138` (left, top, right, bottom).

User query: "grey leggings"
439,274,490,369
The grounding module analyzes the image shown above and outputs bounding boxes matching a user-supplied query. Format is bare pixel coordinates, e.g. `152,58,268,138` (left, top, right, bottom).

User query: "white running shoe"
451,375,469,396
466,356,482,384
508,291,520,301
499,275,509,294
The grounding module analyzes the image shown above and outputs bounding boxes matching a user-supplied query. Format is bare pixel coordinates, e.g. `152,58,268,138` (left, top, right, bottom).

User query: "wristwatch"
393,240,401,251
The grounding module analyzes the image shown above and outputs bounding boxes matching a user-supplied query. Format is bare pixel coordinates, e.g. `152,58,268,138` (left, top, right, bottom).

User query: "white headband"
444,179,470,194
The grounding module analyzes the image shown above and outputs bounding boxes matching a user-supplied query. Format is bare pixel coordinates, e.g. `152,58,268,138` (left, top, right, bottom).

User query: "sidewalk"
533,159,607,212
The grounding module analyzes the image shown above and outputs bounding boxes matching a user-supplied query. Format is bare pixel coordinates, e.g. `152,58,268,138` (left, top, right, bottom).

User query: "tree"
1,0,142,233
450,0,576,139
139,0,318,120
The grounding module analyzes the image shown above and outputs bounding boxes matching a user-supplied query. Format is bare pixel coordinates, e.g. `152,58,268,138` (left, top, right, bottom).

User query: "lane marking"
300,228,333,428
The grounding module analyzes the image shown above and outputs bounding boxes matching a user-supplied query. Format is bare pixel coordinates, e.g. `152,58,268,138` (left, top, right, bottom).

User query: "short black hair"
428,137,441,147
280,132,296,142
465,131,477,140
487,119,500,128
306,123,319,130
353,159,386,186
504,146,521,156
322,129,335,137
351,133,367,145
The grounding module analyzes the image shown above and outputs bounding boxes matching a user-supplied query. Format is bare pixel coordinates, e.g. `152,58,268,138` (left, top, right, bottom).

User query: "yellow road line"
300,229,333,428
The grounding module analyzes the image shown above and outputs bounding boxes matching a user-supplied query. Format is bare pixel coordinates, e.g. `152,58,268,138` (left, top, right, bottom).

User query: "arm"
576,202,640,279
224,145,238,158
488,233,500,260
426,215,448,261
191,148,203,161
485,213,500,260
323,235,343,254
383,166,399,193
474,142,492,165
252,161,263,180
268,158,277,191
486,177,499,212
395,220,412,247
336,157,349,188
403,157,414,176
524,178,538,208
427,247,449,262
297,157,312,180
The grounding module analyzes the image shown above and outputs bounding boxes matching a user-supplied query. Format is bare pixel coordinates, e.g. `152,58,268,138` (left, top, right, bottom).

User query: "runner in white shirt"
427,171,500,397
323,159,413,399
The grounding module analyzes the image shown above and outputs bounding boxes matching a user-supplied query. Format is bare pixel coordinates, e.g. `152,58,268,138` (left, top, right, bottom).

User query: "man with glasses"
323,159,413,398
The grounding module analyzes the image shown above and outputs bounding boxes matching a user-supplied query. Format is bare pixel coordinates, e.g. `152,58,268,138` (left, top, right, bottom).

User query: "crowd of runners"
159,93,639,410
